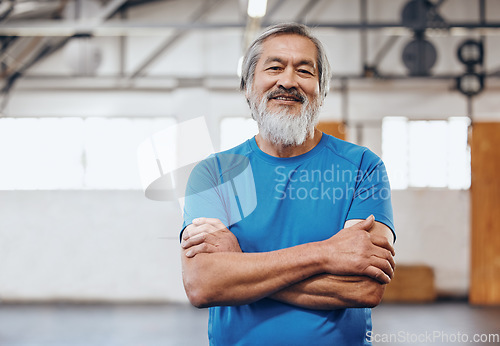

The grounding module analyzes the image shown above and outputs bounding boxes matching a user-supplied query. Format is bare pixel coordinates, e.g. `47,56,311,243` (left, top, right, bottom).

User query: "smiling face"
247,33,322,147
248,33,321,116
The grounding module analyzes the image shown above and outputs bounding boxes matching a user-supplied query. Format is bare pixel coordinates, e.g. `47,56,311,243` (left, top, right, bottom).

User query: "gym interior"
0,0,499,345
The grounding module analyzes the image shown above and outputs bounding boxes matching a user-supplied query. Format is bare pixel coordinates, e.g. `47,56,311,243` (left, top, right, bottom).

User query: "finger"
182,224,196,240
369,256,394,280
364,265,391,284
370,235,395,256
193,217,227,229
192,217,207,225
386,252,395,271
183,223,218,240
196,223,227,238
181,232,208,249
185,242,216,258
371,246,396,270
349,215,375,232
182,225,203,240
382,252,396,272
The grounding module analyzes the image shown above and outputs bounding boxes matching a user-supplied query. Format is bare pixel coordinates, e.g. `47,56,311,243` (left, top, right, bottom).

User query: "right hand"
322,215,395,284
181,217,242,258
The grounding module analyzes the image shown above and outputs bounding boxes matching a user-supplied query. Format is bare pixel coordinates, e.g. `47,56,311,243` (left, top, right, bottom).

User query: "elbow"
362,281,386,308
183,273,213,308
185,286,211,309
182,261,214,309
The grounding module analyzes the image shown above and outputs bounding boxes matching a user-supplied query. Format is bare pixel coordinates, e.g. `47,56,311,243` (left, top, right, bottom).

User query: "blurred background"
0,0,499,345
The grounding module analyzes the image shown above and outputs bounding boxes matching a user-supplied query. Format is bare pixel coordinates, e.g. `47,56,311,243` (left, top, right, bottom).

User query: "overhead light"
247,0,267,18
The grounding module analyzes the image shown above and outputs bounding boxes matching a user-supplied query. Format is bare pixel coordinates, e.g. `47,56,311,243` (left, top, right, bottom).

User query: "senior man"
180,23,395,345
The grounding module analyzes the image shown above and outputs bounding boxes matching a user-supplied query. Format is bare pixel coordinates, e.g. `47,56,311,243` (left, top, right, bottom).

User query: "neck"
255,128,322,158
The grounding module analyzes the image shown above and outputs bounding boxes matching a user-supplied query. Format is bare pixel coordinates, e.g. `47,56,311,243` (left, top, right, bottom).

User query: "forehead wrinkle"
263,56,285,65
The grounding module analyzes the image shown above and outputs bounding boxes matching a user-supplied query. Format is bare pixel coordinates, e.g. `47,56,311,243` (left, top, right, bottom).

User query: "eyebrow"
263,56,316,69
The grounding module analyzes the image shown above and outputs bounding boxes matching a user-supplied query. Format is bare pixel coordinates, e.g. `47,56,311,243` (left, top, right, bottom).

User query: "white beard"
249,91,321,147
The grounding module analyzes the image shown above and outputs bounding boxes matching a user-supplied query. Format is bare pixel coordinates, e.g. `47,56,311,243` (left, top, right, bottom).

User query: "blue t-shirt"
182,134,395,346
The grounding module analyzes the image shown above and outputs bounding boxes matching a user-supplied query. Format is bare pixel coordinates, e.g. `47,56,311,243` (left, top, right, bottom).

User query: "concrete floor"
0,301,499,345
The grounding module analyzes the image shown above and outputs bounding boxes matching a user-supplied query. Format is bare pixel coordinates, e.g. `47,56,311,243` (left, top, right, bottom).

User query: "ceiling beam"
0,0,129,110
1,20,500,36
129,0,226,79
95,0,129,22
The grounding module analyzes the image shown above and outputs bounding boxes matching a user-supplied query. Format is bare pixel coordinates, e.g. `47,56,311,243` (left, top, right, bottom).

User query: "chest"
229,161,358,252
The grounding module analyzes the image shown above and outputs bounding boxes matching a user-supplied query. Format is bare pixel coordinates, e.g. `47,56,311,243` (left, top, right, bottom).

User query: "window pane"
0,118,84,189
84,117,176,189
0,117,176,190
382,117,408,189
409,121,448,188
382,117,470,190
220,117,258,151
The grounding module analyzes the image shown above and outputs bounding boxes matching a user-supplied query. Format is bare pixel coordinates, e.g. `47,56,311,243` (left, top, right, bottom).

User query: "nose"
277,67,298,90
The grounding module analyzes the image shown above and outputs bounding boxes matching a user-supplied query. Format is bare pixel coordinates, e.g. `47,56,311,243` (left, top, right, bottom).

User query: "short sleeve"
181,153,257,241
346,150,396,241
181,156,230,239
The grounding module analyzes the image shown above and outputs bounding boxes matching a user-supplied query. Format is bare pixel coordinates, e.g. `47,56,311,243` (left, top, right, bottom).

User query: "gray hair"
240,23,332,101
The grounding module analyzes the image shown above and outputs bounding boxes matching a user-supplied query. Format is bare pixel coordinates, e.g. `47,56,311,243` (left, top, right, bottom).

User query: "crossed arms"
180,215,395,310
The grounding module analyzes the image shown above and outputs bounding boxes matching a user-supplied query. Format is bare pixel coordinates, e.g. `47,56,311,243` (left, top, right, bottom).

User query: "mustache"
266,87,306,103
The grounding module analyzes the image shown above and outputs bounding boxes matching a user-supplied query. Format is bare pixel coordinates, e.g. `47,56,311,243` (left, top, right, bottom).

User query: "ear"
245,89,253,107
245,86,251,101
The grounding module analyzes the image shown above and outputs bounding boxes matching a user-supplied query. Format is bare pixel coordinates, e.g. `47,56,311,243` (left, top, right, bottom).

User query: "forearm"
181,217,394,309
181,241,326,308
269,222,394,310
269,274,386,310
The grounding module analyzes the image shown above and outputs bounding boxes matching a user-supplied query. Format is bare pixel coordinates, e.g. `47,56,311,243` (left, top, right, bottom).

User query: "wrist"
310,240,330,274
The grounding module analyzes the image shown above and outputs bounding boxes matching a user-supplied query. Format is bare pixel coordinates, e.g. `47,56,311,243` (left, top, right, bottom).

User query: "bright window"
0,118,85,189
382,117,470,190
0,117,175,190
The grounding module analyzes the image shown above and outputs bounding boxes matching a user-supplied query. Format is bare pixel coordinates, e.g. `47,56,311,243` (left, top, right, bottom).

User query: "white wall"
0,191,187,302
392,189,470,297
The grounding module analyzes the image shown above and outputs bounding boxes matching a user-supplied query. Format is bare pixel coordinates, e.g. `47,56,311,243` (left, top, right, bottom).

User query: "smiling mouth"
271,95,302,102
266,87,306,104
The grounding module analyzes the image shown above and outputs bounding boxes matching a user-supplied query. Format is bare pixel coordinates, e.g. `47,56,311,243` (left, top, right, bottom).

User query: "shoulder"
321,134,382,169
215,140,254,181
188,139,253,184
218,138,253,157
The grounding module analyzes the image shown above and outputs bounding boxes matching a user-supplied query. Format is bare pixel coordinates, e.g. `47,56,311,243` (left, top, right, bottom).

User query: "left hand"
181,217,242,258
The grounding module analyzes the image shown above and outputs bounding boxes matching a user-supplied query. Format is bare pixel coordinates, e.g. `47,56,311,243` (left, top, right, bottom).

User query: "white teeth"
275,97,296,101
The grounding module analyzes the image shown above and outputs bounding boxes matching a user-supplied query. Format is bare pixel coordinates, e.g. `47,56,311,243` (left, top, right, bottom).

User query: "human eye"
266,65,282,71
298,67,314,76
